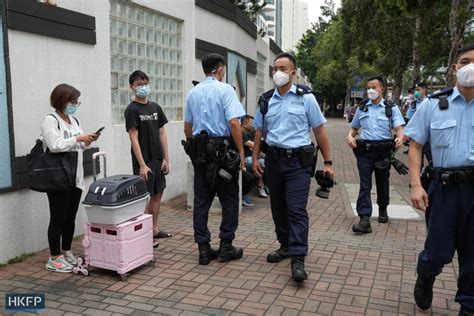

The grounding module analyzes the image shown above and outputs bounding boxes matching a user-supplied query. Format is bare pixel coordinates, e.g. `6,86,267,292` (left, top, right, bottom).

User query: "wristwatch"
323,160,333,166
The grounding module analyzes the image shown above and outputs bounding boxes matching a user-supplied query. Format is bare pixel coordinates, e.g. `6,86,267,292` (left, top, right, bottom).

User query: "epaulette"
428,87,453,110
192,80,200,86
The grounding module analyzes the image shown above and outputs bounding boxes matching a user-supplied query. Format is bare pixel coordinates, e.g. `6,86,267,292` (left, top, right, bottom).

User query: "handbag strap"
49,113,79,130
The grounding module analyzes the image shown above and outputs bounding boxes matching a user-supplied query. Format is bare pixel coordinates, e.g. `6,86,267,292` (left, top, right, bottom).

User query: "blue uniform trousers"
417,175,474,310
192,163,239,244
265,153,311,256
356,149,391,216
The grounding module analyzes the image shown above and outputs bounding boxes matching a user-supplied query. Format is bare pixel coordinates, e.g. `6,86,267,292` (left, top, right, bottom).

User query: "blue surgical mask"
65,103,78,115
414,91,422,100
136,84,151,98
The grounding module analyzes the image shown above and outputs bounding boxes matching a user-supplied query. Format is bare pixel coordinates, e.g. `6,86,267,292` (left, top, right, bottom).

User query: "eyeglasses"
70,102,81,107
134,83,150,88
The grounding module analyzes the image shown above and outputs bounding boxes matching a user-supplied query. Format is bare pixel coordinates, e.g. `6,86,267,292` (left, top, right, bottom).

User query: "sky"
307,0,341,25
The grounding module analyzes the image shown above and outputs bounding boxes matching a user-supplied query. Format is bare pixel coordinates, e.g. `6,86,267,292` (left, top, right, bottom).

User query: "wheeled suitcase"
74,152,155,280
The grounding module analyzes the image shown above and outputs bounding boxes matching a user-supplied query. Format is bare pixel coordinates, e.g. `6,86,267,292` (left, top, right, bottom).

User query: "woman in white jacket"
40,84,99,273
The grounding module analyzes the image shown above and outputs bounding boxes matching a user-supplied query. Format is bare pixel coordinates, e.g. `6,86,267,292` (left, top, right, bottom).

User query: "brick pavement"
0,118,460,315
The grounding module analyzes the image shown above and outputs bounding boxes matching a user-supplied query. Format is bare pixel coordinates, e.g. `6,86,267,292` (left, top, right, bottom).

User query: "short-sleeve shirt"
405,99,420,120
405,87,474,168
184,77,246,136
253,84,326,149
125,101,168,167
351,99,405,140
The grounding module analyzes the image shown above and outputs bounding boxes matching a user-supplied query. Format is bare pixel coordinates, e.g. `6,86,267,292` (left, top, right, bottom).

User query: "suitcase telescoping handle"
92,151,107,181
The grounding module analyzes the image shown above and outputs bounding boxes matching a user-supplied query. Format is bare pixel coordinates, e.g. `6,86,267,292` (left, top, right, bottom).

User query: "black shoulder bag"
27,114,78,192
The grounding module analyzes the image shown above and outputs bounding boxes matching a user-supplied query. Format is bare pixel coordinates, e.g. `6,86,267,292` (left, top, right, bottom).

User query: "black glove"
392,158,408,175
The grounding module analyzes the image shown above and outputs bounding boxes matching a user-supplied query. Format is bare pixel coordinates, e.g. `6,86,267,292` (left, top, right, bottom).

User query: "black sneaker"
267,246,289,263
352,215,372,234
291,256,307,282
378,207,389,223
414,275,435,310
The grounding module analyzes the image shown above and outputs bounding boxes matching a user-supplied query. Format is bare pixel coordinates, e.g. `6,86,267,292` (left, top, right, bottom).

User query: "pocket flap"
288,107,305,115
430,120,456,130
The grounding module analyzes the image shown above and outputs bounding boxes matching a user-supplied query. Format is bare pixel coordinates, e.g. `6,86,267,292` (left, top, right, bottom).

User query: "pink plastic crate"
82,214,154,275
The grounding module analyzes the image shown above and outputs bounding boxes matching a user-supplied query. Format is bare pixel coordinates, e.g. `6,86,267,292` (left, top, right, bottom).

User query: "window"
256,53,266,103
110,0,184,123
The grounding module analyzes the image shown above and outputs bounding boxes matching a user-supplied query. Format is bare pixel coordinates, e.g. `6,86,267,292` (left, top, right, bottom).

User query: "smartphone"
95,127,105,135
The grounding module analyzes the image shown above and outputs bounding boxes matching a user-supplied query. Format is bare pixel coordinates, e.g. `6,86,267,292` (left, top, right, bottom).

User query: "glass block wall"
256,52,266,103
110,0,184,123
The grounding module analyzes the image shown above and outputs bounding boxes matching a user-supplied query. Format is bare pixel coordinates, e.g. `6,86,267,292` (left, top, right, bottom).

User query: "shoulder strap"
72,116,79,126
428,87,453,110
49,114,60,130
258,88,275,115
358,99,369,112
384,100,396,119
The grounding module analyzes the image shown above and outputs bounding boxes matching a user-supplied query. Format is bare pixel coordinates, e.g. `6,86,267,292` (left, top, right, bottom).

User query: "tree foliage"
296,0,460,107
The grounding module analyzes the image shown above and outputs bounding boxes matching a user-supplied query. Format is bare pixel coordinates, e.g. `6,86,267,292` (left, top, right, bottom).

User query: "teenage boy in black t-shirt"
125,70,172,246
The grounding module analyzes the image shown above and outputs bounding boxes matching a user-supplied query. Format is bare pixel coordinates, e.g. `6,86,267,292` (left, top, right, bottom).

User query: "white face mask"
367,88,380,100
273,70,290,87
456,63,474,87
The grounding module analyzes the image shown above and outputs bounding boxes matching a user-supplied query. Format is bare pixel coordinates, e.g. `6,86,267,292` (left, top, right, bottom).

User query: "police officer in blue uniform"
406,43,474,315
403,82,428,155
184,53,246,265
252,52,334,282
347,76,405,233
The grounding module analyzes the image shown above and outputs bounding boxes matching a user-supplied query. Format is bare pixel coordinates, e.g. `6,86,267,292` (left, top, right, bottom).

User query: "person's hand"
403,135,411,143
394,136,403,149
239,153,245,170
140,164,152,181
252,159,264,178
410,184,428,212
323,165,335,178
76,133,98,145
161,159,169,175
347,135,357,149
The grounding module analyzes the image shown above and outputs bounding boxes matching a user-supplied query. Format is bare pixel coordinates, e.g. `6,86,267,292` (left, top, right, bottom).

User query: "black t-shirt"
243,130,255,158
125,101,168,167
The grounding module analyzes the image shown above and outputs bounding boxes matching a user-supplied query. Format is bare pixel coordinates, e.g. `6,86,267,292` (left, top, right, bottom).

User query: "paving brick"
0,119,462,315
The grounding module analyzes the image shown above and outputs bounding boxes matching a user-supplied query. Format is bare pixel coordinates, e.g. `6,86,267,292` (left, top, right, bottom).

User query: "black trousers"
356,149,391,216
193,164,239,244
265,153,311,256
46,187,82,256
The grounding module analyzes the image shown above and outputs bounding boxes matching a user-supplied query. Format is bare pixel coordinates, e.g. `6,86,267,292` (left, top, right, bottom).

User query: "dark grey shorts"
133,159,166,196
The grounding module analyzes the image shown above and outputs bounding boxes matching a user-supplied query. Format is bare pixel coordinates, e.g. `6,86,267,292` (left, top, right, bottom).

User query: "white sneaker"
45,255,73,273
64,251,77,266
257,186,268,198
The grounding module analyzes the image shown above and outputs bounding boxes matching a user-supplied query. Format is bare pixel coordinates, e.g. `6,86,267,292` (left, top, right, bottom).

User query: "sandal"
154,230,172,239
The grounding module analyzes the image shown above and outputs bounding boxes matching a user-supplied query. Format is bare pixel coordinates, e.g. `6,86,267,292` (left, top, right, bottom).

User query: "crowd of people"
38,42,474,314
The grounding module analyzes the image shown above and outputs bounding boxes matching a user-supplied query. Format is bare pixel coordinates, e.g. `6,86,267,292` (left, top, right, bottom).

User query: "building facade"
0,0,282,263
281,0,308,52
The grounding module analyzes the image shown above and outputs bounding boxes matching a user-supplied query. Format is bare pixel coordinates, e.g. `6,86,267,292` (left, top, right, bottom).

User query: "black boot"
414,275,435,310
217,239,243,262
352,215,372,234
378,207,389,223
459,306,474,316
267,246,289,263
291,256,307,282
198,243,218,265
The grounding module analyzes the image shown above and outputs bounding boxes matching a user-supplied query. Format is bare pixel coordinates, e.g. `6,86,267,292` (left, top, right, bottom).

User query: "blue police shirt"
253,84,326,149
184,77,245,136
351,99,405,140
405,87,474,168
405,99,422,120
